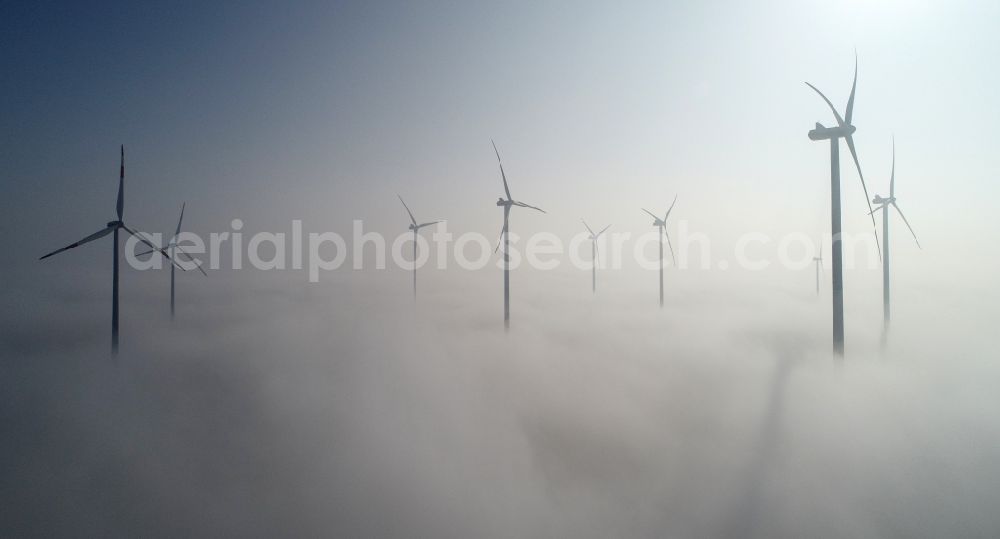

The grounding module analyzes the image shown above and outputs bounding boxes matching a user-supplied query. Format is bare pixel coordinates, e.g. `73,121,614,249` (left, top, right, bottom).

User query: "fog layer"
3,269,998,538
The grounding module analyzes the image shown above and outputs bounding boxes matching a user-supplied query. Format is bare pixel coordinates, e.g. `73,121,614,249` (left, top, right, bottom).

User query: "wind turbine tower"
491,140,545,329
582,220,610,293
397,195,442,299
642,195,678,308
813,253,823,295
870,139,921,333
137,202,208,319
39,146,177,355
805,55,880,356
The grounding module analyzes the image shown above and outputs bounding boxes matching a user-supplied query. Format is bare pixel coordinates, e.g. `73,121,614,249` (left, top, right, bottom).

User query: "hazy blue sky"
3,0,999,290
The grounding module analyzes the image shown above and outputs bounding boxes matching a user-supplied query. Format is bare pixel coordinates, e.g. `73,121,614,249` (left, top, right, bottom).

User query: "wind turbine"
136,202,208,320
397,195,442,299
642,195,678,308
812,253,823,295
491,140,545,330
39,145,178,355
806,54,880,356
581,220,610,293
870,139,920,333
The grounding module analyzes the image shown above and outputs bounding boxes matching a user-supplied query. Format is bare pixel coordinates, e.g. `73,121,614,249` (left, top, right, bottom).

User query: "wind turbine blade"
491,139,512,200
845,135,882,260
868,204,885,216
117,145,125,220
594,240,599,266
845,53,858,125
514,201,546,213
664,229,676,265
397,195,417,225
417,221,442,229
804,82,846,127
596,224,611,237
582,219,594,236
174,244,208,276
493,223,507,254
641,208,659,221
121,224,183,269
175,202,186,236
39,226,114,260
889,137,896,198
135,248,159,257
664,194,678,221
891,202,921,249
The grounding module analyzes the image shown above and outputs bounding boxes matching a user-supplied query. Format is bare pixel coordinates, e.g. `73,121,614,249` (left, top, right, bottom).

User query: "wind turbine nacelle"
808,124,855,141
497,198,508,207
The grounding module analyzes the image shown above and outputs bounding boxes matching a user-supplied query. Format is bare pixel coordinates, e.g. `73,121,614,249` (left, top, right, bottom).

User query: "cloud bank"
2,270,999,538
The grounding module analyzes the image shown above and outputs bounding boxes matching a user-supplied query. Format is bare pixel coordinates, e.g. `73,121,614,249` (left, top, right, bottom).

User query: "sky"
3,0,1000,537
3,0,999,333
3,1,998,261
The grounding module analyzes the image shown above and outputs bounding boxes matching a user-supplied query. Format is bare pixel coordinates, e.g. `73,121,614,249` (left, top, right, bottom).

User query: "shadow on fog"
720,338,805,539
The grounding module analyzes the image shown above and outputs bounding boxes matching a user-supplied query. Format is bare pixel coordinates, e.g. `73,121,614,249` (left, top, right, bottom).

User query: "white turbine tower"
642,195,678,308
39,146,179,355
397,195,442,299
581,220,610,293
806,54,880,356
491,140,545,330
870,139,920,334
137,202,207,320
